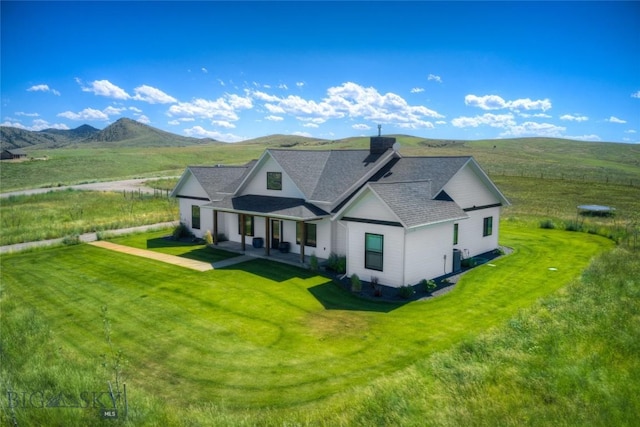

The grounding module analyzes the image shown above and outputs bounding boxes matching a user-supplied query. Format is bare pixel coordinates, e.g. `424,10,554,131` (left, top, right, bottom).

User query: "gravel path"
0,178,169,198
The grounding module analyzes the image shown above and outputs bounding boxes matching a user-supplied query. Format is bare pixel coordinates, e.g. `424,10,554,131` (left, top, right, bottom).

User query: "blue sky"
1,1,639,143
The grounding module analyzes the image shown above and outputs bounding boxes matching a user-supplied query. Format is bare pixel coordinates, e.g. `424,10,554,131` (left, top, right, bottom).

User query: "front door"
271,220,281,249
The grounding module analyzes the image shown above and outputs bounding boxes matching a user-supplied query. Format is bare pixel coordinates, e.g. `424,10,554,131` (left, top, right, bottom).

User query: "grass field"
1,223,621,425
0,189,178,246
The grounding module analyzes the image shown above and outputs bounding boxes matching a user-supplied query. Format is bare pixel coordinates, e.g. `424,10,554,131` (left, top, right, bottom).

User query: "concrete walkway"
89,241,214,272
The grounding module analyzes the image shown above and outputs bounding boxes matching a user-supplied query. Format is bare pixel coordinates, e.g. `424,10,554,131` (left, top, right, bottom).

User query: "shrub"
62,234,81,246
173,222,193,240
309,254,319,272
564,220,584,232
421,279,437,293
216,233,228,242
398,285,415,299
204,230,214,245
350,274,362,292
539,219,556,229
327,253,347,274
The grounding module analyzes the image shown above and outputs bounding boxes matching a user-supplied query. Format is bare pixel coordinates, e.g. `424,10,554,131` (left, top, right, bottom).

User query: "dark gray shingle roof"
268,149,392,203
371,156,471,197
188,163,254,200
368,181,468,228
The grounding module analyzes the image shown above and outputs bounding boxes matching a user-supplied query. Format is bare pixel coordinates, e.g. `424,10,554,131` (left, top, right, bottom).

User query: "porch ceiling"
203,195,329,221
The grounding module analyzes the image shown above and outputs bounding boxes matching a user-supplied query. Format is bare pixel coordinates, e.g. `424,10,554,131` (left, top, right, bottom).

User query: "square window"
238,215,254,236
296,222,317,247
453,223,459,245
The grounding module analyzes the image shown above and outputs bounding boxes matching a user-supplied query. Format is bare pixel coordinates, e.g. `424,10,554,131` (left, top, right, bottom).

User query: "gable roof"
170,162,255,201
370,156,471,197
254,148,396,204
362,181,468,228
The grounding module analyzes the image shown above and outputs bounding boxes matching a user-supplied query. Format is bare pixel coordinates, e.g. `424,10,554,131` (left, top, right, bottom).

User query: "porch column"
213,210,218,245
265,216,270,256
299,220,305,263
240,213,246,252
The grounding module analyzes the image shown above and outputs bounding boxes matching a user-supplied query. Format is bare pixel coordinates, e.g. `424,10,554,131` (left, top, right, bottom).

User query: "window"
267,172,282,190
238,215,254,236
191,205,201,229
365,233,384,271
296,222,317,247
483,216,493,237
453,223,459,245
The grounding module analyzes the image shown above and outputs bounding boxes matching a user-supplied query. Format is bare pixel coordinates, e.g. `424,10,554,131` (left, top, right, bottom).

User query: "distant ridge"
0,117,220,149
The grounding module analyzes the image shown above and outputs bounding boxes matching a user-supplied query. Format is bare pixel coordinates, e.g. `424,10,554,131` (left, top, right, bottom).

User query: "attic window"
267,172,282,190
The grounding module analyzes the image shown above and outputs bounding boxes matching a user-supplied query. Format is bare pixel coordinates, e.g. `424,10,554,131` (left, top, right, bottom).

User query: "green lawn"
108,229,238,263
1,222,613,420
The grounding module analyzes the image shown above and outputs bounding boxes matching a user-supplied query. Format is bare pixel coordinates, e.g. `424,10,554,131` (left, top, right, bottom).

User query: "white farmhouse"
170,136,509,287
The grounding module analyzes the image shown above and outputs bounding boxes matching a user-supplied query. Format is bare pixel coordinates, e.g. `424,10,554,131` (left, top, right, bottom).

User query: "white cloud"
1,119,69,131
519,113,552,119
217,79,226,86
265,115,284,121
57,108,110,121
560,114,588,122
296,82,305,87
211,120,235,128
427,74,442,83
631,91,640,98
104,106,126,115
435,120,447,125
133,85,177,104
465,94,551,112
201,67,208,73
167,93,253,122
15,112,39,117
27,84,60,96
252,82,442,130
607,116,626,124
137,115,151,124
499,121,566,138
303,123,319,128
625,129,636,134
80,79,130,100
410,87,425,93
168,120,180,125
293,131,312,137
568,134,601,141
352,124,371,130
451,113,516,129
278,84,288,90
183,126,245,142
129,106,143,113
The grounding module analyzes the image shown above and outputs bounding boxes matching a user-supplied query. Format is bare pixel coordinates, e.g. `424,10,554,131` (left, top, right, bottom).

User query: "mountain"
0,118,220,149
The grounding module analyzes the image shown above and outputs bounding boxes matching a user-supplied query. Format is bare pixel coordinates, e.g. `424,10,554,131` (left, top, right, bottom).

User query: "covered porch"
213,239,327,268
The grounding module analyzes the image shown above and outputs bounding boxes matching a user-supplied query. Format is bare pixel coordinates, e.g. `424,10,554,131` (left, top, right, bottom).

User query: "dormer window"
267,172,282,190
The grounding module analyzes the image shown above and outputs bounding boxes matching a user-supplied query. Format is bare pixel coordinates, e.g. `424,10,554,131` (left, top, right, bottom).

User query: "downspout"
402,228,407,287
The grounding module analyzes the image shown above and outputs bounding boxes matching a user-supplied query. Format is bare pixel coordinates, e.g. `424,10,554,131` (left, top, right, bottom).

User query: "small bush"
216,233,228,242
398,285,415,299
309,254,319,272
539,219,556,229
350,274,362,292
421,279,437,293
204,230,214,245
564,220,584,232
62,234,81,246
173,222,193,240
327,253,347,274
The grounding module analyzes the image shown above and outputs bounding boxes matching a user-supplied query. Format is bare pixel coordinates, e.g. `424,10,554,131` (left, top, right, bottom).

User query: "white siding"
443,164,499,209
178,198,210,238
404,222,455,285
455,206,501,258
177,173,209,199
291,219,332,259
344,221,405,288
241,155,305,198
